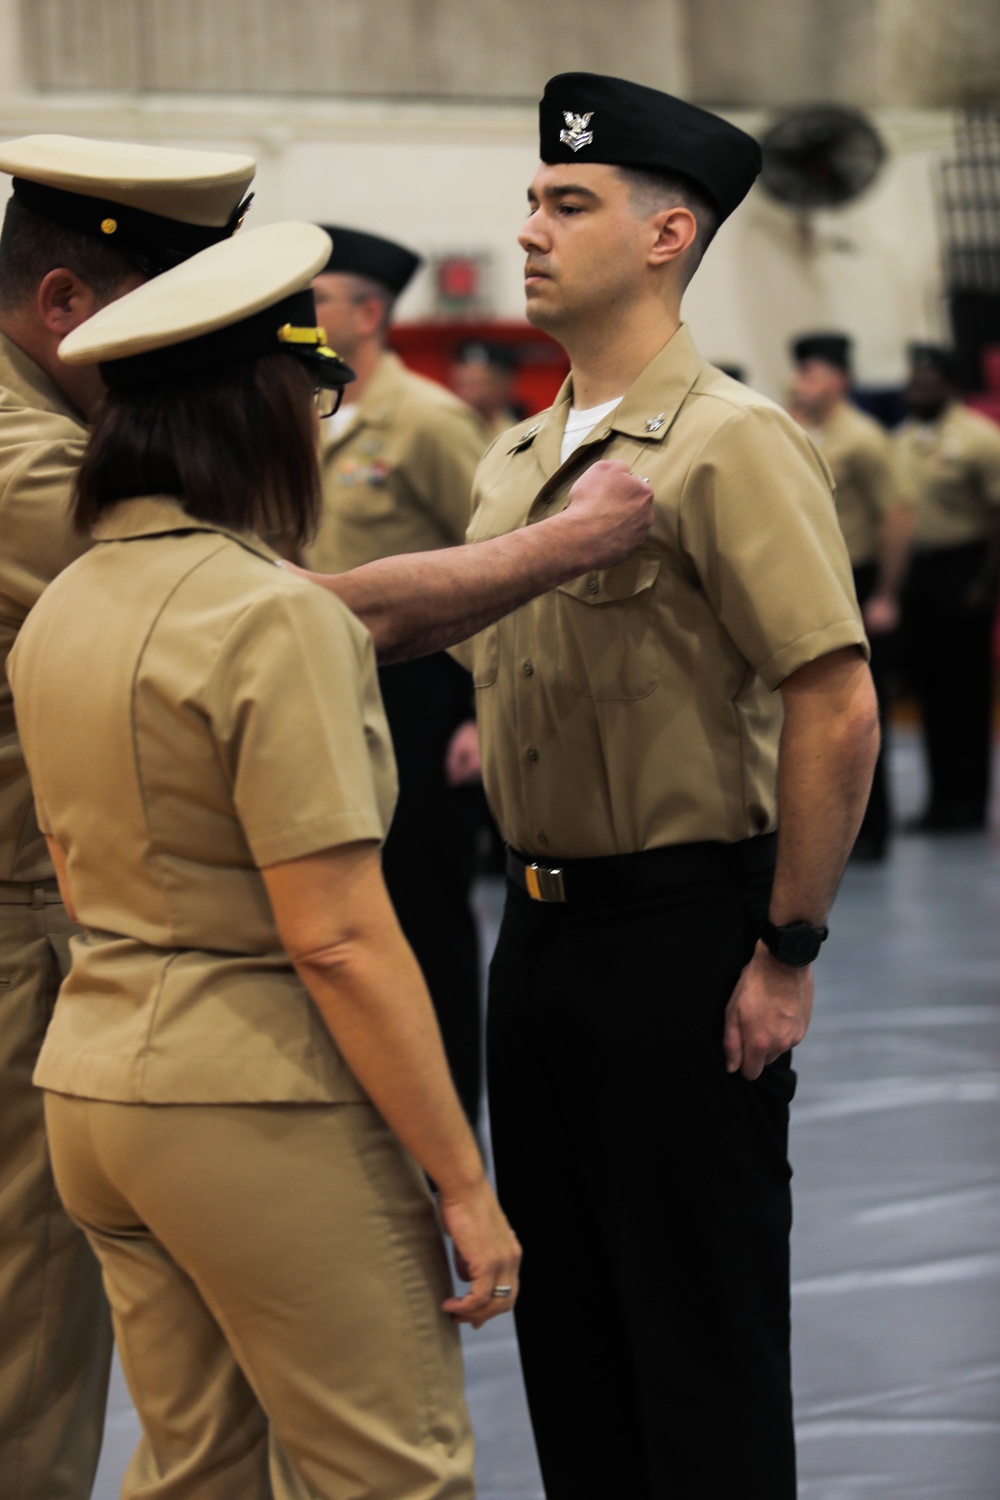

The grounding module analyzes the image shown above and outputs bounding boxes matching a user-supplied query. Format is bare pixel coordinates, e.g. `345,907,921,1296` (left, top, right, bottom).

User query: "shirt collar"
603,322,703,441
520,322,703,484
90,495,282,566
0,330,87,428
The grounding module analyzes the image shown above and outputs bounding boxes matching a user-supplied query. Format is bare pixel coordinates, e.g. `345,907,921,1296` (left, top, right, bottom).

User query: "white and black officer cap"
0,134,256,277
58,222,355,395
539,72,761,224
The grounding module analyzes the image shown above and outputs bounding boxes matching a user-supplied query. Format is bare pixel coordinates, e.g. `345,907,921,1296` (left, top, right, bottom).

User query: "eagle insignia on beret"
559,112,594,152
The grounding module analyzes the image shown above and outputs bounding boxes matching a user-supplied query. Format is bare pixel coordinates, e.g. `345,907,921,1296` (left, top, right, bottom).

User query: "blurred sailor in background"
789,331,913,859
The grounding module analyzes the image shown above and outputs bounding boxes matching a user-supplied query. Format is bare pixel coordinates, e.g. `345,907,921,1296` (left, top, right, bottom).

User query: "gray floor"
91,730,1000,1499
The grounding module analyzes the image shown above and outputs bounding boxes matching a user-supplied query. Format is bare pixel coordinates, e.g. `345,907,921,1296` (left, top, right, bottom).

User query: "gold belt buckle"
525,862,566,902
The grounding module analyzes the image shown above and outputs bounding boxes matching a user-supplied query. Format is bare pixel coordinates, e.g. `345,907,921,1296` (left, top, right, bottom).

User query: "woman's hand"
438,1178,522,1328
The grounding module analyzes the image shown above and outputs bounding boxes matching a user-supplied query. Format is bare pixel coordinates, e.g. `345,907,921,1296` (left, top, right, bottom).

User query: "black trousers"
852,561,893,850
379,654,482,1128
487,843,796,1500
901,540,996,826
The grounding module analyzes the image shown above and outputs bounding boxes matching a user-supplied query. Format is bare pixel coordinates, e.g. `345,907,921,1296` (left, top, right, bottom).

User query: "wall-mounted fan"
760,106,886,210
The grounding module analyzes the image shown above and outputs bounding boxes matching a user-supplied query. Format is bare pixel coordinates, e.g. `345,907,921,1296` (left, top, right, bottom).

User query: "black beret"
791,333,852,372
454,340,519,372
909,343,960,385
316,225,421,297
539,73,761,224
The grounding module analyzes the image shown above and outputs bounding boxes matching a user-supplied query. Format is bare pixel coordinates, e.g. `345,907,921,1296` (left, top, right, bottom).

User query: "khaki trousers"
44,1094,475,1500
0,887,113,1499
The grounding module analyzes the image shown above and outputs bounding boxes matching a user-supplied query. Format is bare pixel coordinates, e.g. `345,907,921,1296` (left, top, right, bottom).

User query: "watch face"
782,928,821,965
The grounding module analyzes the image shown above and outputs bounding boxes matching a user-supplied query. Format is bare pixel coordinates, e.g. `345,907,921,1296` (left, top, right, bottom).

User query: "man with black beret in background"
449,339,525,441
302,228,489,1130
789,331,914,859
461,74,879,1497
0,133,256,1499
895,343,1000,832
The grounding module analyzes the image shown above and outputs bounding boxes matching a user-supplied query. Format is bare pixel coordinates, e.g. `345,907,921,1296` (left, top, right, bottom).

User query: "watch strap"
760,918,829,967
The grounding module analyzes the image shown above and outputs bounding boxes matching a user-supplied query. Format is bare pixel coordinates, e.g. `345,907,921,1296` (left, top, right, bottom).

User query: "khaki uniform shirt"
8,497,397,1105
303,351,486,573
806,402,902,567
894,402,1000,550
0,332,90,883
463,325,867,861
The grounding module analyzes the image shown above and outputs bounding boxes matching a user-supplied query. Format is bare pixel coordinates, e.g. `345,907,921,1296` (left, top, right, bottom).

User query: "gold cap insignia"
559,112,594,153
100,217,118,235
277,324,327,346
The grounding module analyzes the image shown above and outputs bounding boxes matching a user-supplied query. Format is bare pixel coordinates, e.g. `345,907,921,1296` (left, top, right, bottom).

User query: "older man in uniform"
789,331,913,859
0,133,256,1500
462,75,879,1498
303,228,489,1127
896,344,1000,832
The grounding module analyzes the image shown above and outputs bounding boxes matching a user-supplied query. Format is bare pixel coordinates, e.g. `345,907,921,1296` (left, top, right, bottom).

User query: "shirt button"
587,576,600,595
537,830,549,846
526,745,539,762
522,659,534,676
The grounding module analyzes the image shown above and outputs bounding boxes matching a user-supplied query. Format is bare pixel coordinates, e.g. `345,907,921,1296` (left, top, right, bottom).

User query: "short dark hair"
74,352,322,547
0,197,136,311
615,166,719,285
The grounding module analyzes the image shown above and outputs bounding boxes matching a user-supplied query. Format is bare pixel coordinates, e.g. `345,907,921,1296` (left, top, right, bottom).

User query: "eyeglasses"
314,386,344,419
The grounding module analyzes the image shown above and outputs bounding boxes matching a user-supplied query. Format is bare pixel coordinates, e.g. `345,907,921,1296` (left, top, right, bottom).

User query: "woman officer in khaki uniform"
7,221,520,1499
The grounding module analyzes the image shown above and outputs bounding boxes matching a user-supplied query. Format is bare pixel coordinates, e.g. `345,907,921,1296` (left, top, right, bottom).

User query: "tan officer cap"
59,221,355,394
0,133,256,275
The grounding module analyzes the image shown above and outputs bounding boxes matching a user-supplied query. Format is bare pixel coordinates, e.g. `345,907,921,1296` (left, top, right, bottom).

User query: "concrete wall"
687,0,1000,109
19,0,1000,108
20,0,688,100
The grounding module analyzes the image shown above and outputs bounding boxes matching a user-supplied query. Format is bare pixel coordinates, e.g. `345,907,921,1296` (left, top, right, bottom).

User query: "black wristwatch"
760,919,829,968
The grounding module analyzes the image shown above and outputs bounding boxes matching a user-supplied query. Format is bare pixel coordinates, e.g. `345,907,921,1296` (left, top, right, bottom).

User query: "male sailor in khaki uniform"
304,228,489,1128
896,343,1000,831
465,74,879,1498
0,134,256,1500
789,331,914,859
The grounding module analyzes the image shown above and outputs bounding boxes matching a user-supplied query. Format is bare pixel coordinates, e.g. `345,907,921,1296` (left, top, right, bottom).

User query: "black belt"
505,834,777,904
0,879,63,908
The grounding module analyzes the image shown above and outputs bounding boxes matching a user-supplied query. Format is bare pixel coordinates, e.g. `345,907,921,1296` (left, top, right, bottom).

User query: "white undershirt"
326,402,358,442
560,397,622,464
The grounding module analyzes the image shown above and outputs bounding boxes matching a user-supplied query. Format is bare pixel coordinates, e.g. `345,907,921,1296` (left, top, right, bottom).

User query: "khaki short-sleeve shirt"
893,403,1000,549
807,402,903,566
302,351,487,574
0,332,91,882
464,325,867,860
8,497,397,1105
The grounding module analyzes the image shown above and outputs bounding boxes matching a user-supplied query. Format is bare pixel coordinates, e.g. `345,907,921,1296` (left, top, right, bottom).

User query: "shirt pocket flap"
557,552,660,605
